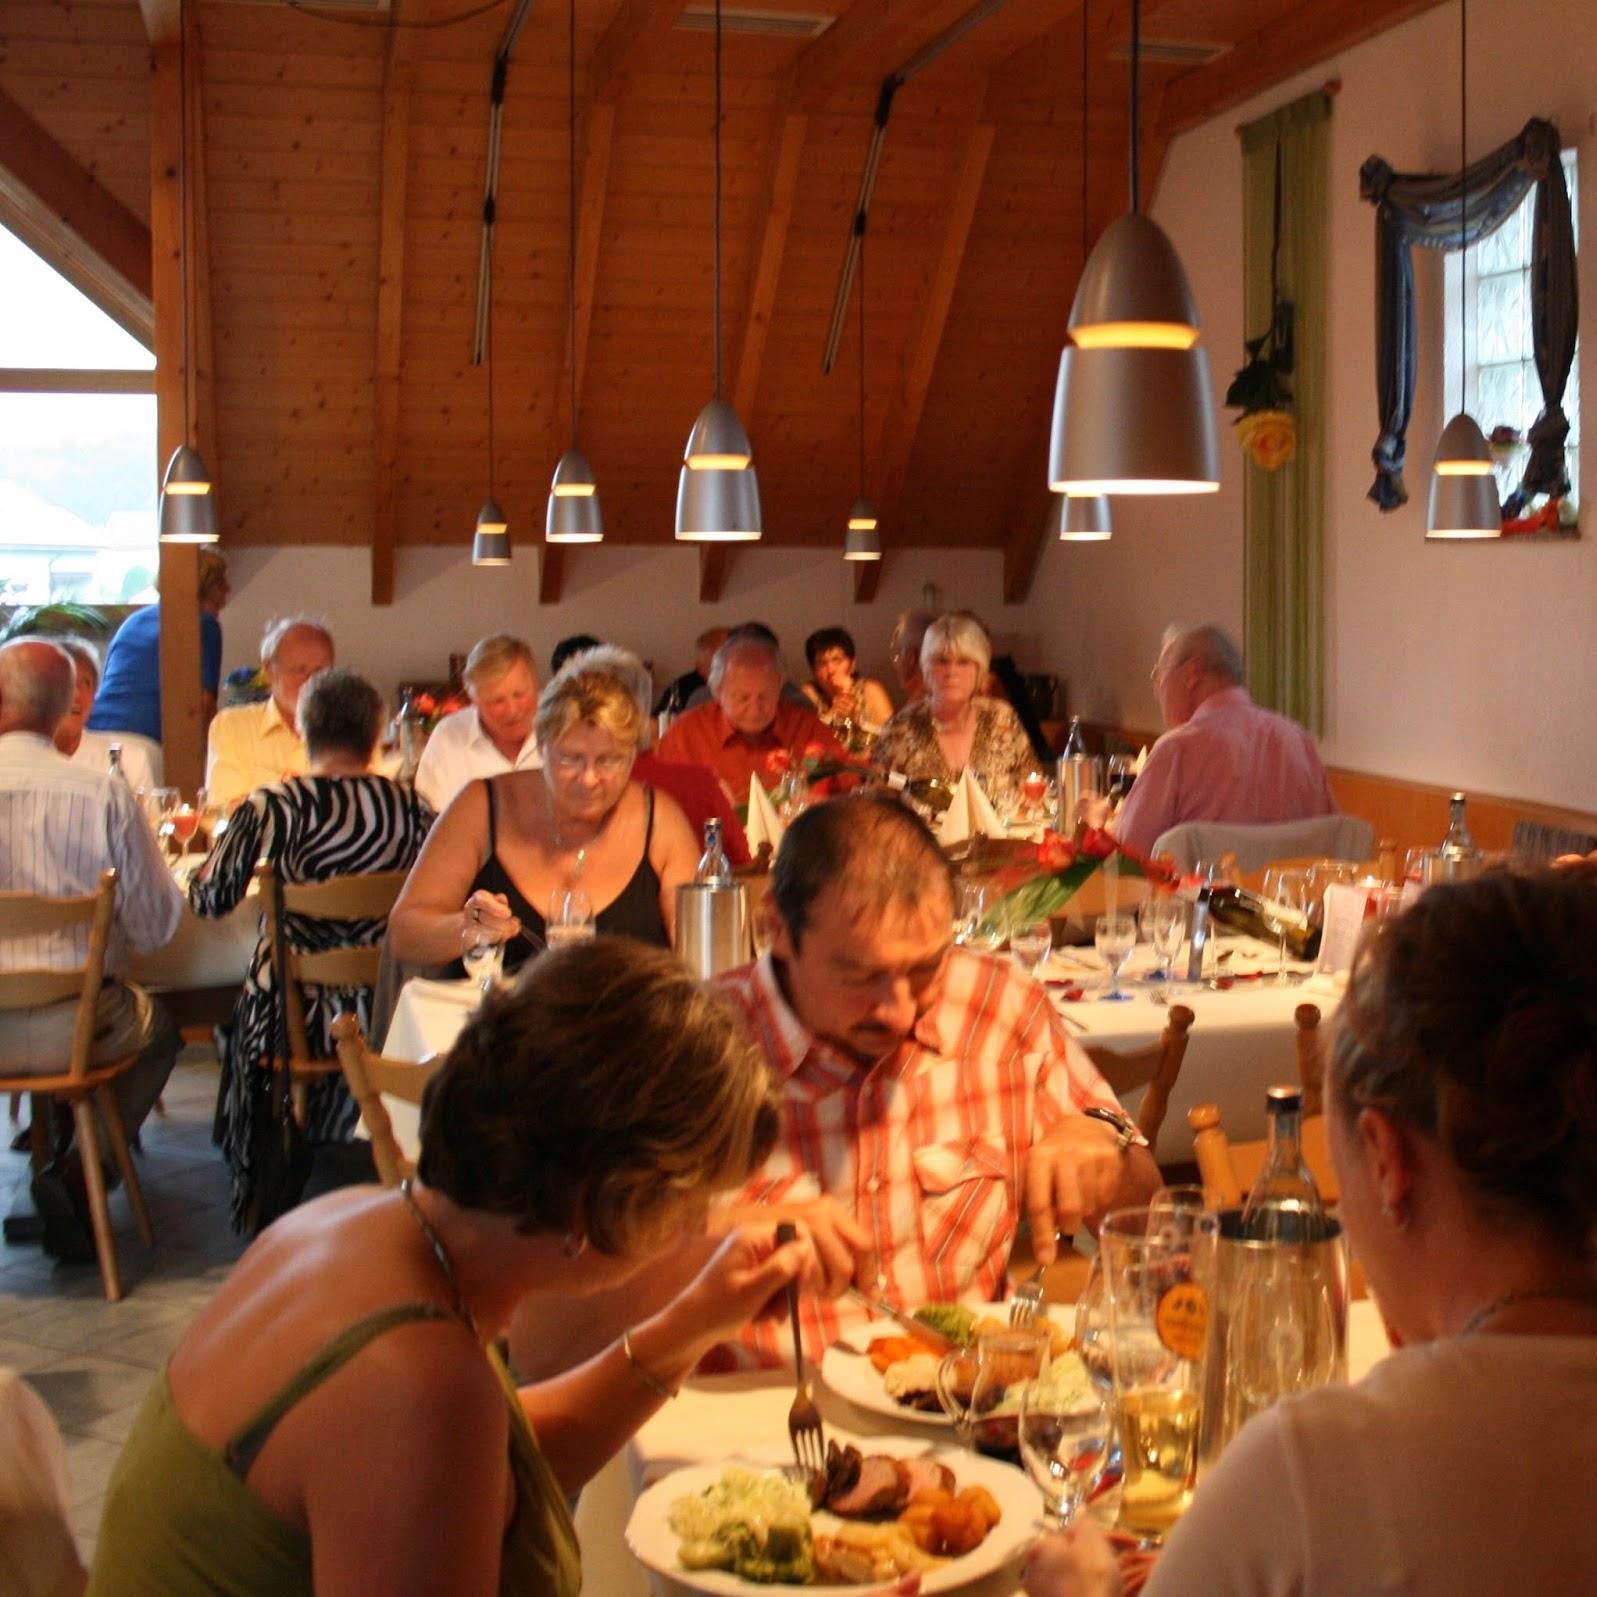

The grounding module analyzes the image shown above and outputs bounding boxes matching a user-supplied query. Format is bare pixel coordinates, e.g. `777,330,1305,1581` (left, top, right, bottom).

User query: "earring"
562,1231,588,1259
1380,1199,1411,1231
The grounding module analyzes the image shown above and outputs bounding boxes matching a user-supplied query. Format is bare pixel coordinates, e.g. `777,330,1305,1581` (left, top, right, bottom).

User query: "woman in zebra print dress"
191,668,433,1229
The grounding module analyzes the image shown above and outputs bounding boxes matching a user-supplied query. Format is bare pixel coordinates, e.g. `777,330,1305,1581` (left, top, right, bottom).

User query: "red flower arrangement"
981,828,1178,933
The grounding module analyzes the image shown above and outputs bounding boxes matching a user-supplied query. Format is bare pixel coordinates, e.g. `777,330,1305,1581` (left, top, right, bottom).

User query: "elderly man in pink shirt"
1111,624,1336,856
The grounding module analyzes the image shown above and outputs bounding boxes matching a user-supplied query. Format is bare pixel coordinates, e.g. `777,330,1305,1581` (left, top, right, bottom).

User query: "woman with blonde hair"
90,939,808,1597
389,646,697,972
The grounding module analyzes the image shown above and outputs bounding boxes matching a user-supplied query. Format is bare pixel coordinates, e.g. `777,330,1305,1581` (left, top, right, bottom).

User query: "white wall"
1021,0,1597,811
219,543,1010,700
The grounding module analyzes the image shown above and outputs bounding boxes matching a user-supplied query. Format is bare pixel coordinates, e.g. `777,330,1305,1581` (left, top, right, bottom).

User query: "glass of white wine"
1094,913,1137,1002
459,923,504,994
1018,1379,1110,1526
1100,1203,1219,1544
1010,919,1053,975
546,887,595,950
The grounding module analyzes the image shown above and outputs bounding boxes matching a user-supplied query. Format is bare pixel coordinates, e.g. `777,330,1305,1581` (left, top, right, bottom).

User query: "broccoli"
914,1301,977,1346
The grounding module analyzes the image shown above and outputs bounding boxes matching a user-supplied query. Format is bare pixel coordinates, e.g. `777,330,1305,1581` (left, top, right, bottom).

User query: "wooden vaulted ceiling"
1,0,1445,604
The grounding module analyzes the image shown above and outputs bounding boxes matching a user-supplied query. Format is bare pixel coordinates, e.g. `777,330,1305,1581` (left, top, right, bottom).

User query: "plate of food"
626,1442,1038,1592
820,1303,1076,1426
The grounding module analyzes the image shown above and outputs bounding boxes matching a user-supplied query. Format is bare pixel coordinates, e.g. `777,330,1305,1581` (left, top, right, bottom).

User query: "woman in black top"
389,645,697,973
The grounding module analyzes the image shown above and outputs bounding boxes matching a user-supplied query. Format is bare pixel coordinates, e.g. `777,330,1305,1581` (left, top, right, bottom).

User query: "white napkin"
938,769,1006,844
745,775,786,855
1134,744,1150,774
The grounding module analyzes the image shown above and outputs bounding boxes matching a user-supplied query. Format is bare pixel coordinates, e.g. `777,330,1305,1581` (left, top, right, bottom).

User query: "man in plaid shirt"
708,793,1160,1367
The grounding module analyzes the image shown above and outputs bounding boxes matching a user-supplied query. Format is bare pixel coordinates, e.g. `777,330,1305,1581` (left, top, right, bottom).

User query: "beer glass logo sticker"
1156,1283,1209,1360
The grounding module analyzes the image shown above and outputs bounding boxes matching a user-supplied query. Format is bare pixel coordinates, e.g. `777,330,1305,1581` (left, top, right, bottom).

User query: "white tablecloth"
124,881,258,995
380,977,485,1156
576,1300,1391,1595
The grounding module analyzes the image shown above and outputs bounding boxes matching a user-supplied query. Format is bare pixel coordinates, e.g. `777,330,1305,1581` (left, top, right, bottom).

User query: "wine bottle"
1439,792,1475,859
1239,1087,1330,1244
1205,884,1322,962
695,818,733,886
1060,716,1086,759
883,770,955,816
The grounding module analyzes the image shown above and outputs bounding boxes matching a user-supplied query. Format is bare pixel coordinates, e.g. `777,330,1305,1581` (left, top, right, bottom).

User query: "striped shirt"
0,733,183,973
710,950,1126,1367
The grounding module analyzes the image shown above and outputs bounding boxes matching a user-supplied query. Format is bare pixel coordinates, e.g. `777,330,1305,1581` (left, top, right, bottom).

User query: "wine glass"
958,882,1004,954
1018,1380,1111,1526
147,785,180,847
546,886,595,949
169,802,201,875
1010,919,1053,976
1021,769,1048,815
1260,867,1310,984
459,922,504,994
1106,754,1137,810
1143,896,1186,991
1094,913,1137,1001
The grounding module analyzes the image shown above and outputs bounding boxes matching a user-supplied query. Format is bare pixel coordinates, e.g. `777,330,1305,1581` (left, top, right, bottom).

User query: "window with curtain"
1447,149,1580,517
0,222,158,606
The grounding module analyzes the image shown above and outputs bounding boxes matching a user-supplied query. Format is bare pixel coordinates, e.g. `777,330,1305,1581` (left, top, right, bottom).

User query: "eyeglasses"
548,749,632,779
1150,654,1188,685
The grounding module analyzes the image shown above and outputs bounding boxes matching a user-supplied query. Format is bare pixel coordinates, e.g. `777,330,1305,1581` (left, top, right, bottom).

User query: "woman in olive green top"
89,940,804,1597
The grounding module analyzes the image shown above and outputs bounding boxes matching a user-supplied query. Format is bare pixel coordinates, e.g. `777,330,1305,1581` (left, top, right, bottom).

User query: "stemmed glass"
147,786,180,850
1143,896,1186,993
1094,913,1137,1001
546,886,595,949
957,882,1004,954
1106,754,1137,810
1018,1380,1111,1527
1010,919,1053,976
169,803,201,876
1260,866,1310,984
459,923,504,994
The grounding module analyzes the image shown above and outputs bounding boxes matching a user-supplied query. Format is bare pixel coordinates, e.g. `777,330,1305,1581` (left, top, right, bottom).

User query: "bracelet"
621,1326,678,1401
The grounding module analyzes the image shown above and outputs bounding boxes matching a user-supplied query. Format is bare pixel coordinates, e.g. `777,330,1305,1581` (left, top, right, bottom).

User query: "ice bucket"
675,881,752,980
1056,753,1103,834
1200,1207,1349,1466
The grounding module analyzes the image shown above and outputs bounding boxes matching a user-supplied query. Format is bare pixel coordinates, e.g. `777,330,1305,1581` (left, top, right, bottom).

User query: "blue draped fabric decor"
1359,117,1577,512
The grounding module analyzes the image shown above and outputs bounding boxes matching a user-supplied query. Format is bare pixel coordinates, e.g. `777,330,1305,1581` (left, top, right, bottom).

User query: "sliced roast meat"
901,1457,956,1498
823,1440,862,1501
826,1454,910,1517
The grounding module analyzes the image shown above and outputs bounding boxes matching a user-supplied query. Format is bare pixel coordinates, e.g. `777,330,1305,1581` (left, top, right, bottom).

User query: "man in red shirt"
657,629,847,805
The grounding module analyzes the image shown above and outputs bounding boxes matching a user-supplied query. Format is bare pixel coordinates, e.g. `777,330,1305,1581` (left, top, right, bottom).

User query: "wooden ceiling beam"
591,0,693,108
1157,0,1445,138
873,120,995,537
0,83,153,346
372,4,418,607
539,544,565,605
852,557,882,604
139,0,182,46
698,546,726,604
790,0,926,111
552,101,615,449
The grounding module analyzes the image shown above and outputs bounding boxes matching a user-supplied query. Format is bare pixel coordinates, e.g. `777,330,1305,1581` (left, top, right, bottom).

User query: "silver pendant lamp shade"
1058,493,1113,541
158,445,218,543
1047,0,1219,499
1425,0,1500,541
472,499,510,565
676,0,761,539
1426,412,1502,538
545,483,604,543
844,516,881,562
549,448,599,497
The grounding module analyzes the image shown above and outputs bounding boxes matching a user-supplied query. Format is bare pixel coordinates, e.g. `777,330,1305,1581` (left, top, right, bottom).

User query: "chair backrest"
1152,814,1377,875
1509,818,1597,863
1187,1102,1339,1206
1295,1003,1325,1114
259,863,409,1066
0,869,118,1080
331,1013,441,1185
1083,1003,1195,1150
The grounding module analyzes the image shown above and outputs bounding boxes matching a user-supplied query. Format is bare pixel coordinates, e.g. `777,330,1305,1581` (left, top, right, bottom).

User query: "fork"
1009,1230,1068,1329
776,1222,826,1481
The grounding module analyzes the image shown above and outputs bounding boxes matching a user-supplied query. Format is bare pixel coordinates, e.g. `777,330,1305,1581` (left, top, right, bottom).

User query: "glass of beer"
1100,1203,1219,1542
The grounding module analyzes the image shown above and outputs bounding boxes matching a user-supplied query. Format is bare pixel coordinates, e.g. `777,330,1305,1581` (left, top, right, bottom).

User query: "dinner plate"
819,1321,954,1427
625,1446,1039,1595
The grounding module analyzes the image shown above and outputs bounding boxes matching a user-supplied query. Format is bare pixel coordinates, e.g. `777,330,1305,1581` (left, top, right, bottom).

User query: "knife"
844,1289,960,1352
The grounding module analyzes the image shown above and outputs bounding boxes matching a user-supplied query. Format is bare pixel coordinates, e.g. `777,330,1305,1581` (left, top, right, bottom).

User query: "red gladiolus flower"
1080,827,1117,860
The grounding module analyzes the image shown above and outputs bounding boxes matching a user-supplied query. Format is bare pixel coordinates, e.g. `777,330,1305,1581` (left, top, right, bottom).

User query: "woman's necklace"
400,1179,481,1343
1458,1285,1597,1339
547,797,609,880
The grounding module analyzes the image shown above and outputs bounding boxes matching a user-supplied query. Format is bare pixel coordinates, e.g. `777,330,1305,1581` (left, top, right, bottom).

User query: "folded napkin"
745,775,786,855
938,768,1006,845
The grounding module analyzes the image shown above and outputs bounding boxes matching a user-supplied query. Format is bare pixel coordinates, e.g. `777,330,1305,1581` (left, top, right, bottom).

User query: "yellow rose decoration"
1236,409,1296,472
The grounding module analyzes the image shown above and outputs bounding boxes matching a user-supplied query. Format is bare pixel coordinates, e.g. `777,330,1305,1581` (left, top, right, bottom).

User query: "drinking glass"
1106,754,1137,808
1143,896,1186,989
146,785,180,843
1010,919,1053,975
169,803,201,873
1100,1204,1219,1542
1094,913,1137,1001
1260,867,1310,984
459,923,504,994
1018,1380,1111,1526
934,1327,1050,1463
957,881,1004,954
1021,769,1048,814
546,887,595,949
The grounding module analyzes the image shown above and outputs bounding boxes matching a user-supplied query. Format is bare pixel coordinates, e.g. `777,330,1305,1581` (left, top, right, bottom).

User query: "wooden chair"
1083,1003,1196,1150
0,869,155,1301
331,1014,440,1186
1294,1002,1325,1114
258,863,410,1125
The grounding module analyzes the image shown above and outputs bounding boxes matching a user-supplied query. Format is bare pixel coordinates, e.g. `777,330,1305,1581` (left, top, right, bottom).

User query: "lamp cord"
1129,0,1140,214
1458,0,1468,416
485,219,496,497
567,0,578,442
857,233,867,497
713,0,723,402
1080,0,1089,259
177,0,192,449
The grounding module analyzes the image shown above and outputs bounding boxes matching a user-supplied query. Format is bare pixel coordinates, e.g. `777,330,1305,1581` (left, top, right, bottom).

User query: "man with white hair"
52,637,158,791
412,633,541,814
1110,623,1336,856
0,638,183,1261
204,616,335,808
657,626,846,803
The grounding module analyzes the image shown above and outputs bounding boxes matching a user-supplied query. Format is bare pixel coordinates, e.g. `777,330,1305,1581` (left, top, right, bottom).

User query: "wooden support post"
851,558,882,605
538,545,565,606
698,547,726,604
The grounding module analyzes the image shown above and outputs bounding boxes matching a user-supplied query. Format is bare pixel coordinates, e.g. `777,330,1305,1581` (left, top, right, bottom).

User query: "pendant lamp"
1426,0,1501,539
676,0,761,539
842,223,880,560
547,0,604,543
1048,0,1219,496
158,0,218,544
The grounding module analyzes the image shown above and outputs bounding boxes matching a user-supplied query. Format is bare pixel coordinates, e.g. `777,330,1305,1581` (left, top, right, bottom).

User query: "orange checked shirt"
709,950,1128,1369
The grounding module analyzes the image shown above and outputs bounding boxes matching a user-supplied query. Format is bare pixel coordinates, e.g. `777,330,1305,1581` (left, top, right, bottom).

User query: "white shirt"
205,697,307,809
0,732,183,973
70,728,157,793
413,706,540,814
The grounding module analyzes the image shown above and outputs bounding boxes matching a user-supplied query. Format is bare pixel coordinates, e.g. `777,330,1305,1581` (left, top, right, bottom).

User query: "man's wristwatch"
1080,1105,1146,1152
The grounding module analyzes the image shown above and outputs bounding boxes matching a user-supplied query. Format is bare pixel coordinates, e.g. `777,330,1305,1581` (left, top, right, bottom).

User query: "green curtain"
1240,92,1331,735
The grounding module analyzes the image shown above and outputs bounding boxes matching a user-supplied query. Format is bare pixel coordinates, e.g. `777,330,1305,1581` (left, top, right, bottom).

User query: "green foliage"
1,602,112,642
1225,298,1296,414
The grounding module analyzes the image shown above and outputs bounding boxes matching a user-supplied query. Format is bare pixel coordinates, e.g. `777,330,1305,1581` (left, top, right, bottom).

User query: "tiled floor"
0,1051,243,1563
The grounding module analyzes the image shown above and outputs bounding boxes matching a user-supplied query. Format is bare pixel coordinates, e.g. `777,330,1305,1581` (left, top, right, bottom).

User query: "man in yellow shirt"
205,617,335,808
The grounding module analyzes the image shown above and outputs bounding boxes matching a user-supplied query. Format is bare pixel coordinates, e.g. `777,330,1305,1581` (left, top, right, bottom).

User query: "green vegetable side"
912,1303,977,1345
